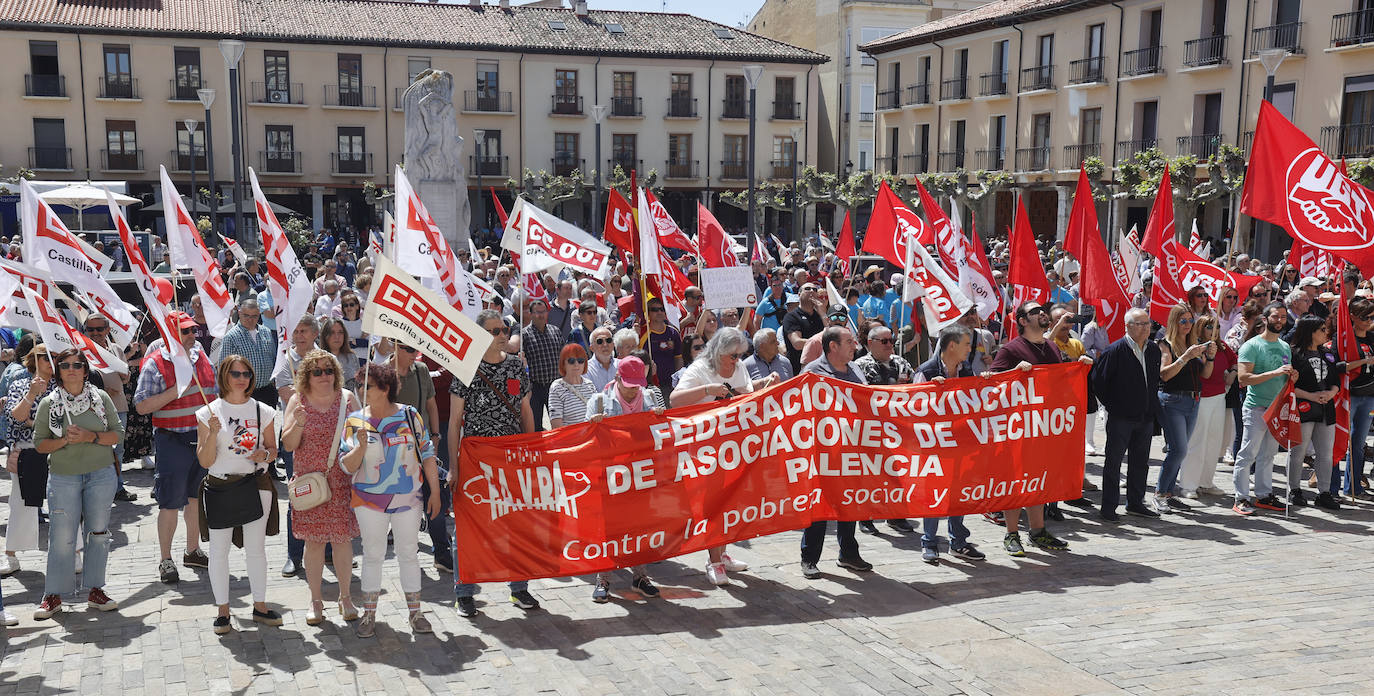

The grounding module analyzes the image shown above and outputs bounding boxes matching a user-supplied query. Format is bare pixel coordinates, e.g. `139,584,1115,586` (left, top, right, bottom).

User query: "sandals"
338,597,359,622
305,600,325,626
409,611,433,634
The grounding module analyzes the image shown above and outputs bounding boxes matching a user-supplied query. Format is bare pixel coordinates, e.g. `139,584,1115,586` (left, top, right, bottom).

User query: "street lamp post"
197,88,216,226
184,119,199,218
591,104,608,235
743,64,764,259
790,125,802,245
473,129,486,243
219,40,246,244
1258,48,1288,102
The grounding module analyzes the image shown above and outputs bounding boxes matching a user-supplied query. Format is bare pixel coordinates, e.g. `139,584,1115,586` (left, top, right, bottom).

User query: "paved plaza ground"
2,424,1373,696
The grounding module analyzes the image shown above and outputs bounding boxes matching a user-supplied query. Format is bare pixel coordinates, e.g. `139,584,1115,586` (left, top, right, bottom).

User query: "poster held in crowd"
456,364,1088,583
700,266,757,311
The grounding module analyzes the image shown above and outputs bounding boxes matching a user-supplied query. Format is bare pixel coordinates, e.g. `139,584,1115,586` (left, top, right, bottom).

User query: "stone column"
311,186,325,233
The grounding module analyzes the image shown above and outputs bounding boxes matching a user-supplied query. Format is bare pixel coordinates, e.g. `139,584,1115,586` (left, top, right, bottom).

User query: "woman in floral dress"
280,349,360,626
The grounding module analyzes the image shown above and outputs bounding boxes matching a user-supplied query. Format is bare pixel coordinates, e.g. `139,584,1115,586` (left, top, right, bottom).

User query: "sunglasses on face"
565,357,586,365
228,369,252,379
181,328,196,335
1224,294,1238,300
593,337,613,345
487,325,510,336
310,367,335,377
399,345,418,353
343,302,359,308
1022,307,1047,317
830,315,848,322
1179,318,1194,325
872,337,893,344
648,307,665,313
85,325,109,333
58,361,87,371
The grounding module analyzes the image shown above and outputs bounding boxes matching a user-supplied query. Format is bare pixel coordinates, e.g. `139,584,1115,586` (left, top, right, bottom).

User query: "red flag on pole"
490,187,509,228
603,189,635,252
1140,165,1175,258
1242,100,1374,275
861,181,934,267
1264,379,1303,449
915,179,959,274
1008,195,1050,307
836,211,856,277
696,203,738,268
1333,277,1360,470
1065,167,1129,307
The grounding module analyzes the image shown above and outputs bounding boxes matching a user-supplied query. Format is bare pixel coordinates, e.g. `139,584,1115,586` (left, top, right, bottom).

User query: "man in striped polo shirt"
134,311,218,584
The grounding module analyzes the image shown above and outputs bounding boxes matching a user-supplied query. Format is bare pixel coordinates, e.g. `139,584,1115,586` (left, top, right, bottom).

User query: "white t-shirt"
196,398,277,477
674,359,754,407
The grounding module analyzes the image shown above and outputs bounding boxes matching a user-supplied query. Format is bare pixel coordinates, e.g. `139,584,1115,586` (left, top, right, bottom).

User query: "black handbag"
200,403,265,530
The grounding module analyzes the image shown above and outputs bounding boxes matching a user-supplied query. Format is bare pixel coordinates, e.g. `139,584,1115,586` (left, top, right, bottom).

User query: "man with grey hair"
314,279,342,318
1279,289,1310,340
586,326,619,390
613,327,639,359
220,298,278,405
1090,308,1163,521
855,323,917,535
744,328,792,382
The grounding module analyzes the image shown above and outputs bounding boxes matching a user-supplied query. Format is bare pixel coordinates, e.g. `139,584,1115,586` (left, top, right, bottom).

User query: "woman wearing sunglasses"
195,355,281,634
318,318,361,392
338,291,369,363
549,344,596,429
281,349,360,626
31,349,124,619
670,335,708,389
1154,304,1211,513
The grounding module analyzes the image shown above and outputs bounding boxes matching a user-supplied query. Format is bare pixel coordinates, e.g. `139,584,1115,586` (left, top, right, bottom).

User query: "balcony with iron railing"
1062,143,1102,167
1251,22,1304,54
874,156,896,175
551,94,583,115
611,96,642,117
1331,9,1374,47
169,78,204,101
937,150,965,171
979,72,1008,97
905,83,931,106
251,82,305,105
720,160,747,180
100,148,143,172
939,77,968,101
98,75,138,100
722,97,747,119
1020,65,1054,92
24,74,66,98
1178,133,1225,158
325,84,376,108
1117,138,1159,159
1320,123,1374,158
169,149,206,172
1183,35,1229,67
331,152,373,175
29,146,72,170
1069,57,1107,85
551,156,584,176
258,150,302,174
975,148,1006,171
469,155,508,177
859,111,874,123
877,89,902,110
463,90,513,112
607,156,641,174
771,159,799,179
901,153,928,174
773,101,801,120
665,159,700,179
1122,46,1163,76
1015,146,1053,171
666,96,698,118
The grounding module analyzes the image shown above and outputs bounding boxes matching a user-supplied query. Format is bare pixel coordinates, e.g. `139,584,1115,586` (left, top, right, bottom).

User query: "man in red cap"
133,310,218,584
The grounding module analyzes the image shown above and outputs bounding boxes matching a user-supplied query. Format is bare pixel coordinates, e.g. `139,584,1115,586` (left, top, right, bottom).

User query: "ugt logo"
1286,148,1374,250
461,448,592,521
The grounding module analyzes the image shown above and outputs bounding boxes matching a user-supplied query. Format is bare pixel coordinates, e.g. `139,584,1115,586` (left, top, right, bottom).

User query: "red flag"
1150,237,1263,324
1264,378,1303,449
1008,195,1050,307
490,188,509,228
604,188,635,250
1066,167,1128,306
696,203,737,268
1242,100,1374,275
967,224,1003,320
1140,165,1175,257
1188,220,1205,255
643,189,697,254
836,211,856,277
1333,278,1359,468
915,179,959,273
862,181,934,268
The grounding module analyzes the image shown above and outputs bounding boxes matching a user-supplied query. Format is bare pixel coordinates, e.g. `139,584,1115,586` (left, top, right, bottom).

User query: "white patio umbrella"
38,183,139,231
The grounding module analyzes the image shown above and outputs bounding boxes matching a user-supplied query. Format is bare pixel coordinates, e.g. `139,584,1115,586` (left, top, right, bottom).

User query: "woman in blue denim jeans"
1155,303,1212,511
1344,299,1374,497
30,349,124,620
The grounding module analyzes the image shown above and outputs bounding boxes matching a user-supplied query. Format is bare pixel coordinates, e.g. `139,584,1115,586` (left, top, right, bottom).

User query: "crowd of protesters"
1,222,1372,636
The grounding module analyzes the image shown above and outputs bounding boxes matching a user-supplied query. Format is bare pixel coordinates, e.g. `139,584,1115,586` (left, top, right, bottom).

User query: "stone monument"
402,69,471,249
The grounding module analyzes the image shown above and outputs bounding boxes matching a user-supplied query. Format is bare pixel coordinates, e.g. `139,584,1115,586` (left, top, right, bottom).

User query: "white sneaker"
720,554,749,572
1153,496,1172,513
1085,444,1098,456
1183,490,1199,499
0,555,18,576
0,609,17,627
142,456,156,470
1221,453,1235,465
1199,485,1226,496
705,562,729,586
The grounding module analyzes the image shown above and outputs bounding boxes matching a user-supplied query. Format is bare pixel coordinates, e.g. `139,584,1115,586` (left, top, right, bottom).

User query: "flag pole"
631,171,654,372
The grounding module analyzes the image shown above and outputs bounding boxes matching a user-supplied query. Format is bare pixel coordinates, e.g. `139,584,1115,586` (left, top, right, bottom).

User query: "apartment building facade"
0,0,825,240
863,0,1374,260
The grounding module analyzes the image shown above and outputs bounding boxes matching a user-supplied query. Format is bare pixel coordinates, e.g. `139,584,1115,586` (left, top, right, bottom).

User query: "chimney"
574,0,588,17
499,0,509,7
469,0,480,6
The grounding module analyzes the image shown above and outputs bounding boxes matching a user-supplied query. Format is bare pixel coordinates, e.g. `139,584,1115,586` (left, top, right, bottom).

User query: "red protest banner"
455,364,1087,583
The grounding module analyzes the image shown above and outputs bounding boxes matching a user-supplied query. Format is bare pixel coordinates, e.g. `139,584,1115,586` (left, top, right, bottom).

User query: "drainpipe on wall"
518,53,525,196
1108,2,1124,243
1232,0,1255,257
77,34,91,180
705,59,715,209
933,41,943,180
382,47,390,194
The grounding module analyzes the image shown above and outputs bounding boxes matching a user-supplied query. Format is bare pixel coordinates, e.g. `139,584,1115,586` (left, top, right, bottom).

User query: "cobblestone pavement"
3,428,1374,696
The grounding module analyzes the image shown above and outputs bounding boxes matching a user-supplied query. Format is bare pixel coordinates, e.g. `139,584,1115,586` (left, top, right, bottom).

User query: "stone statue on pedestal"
402,69,471,249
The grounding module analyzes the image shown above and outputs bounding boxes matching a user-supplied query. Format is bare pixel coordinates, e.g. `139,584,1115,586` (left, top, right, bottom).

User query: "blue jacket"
1091,337,1162,421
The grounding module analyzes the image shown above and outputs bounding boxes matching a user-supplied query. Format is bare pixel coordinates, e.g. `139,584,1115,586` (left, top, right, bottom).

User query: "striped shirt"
547,378,596,426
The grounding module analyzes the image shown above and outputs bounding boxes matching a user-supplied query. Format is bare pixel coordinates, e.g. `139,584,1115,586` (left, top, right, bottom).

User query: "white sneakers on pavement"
706,562,729,586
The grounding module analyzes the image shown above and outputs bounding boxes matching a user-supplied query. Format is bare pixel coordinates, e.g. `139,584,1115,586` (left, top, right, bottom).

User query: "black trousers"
800,521,859,564
530,381,551,432
1102,415,1154,512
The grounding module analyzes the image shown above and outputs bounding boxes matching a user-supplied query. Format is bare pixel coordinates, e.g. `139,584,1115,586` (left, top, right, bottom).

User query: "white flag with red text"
110,189,194,393
392,167,483,317
159,166,232,337
251,168,314,376
23,285,126,374
502,197,612,278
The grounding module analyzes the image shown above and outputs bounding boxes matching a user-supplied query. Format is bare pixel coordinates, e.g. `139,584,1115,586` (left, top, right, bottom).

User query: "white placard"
701,266,758,311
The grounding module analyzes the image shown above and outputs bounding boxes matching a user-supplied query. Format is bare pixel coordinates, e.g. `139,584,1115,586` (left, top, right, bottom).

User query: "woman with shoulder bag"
548,344,595,428
196,355,282,634
340,363,441,637
281,349,360,626
2,342,54,577
31,349,124,619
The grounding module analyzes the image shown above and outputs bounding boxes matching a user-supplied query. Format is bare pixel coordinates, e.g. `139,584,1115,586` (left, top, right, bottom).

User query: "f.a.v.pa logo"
461,448,592,521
